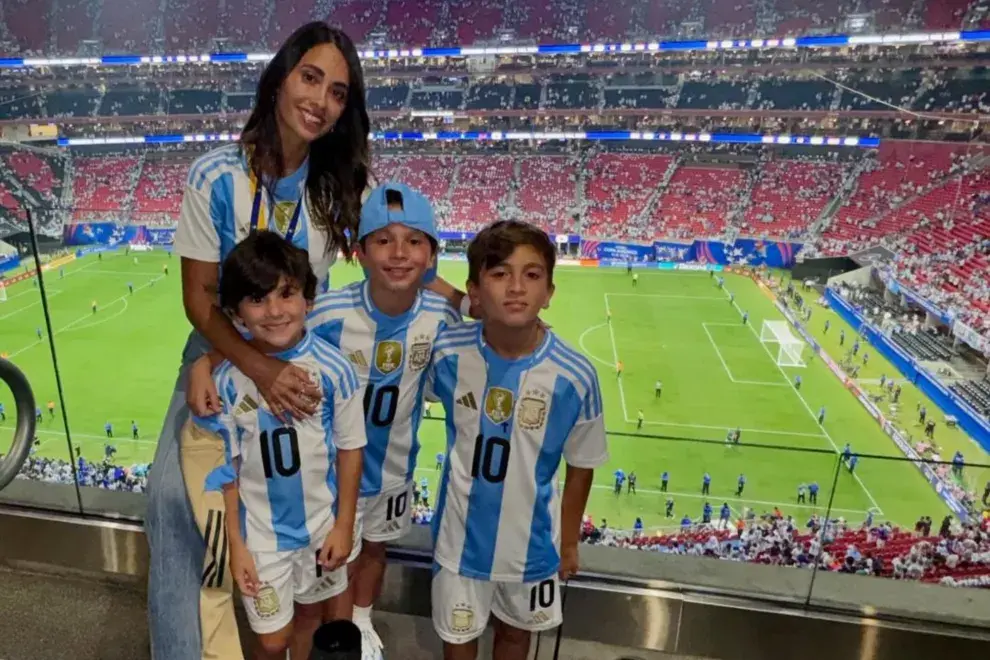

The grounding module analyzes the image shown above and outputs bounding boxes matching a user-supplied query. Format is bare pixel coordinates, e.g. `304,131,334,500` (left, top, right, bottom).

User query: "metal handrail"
0,358,36,491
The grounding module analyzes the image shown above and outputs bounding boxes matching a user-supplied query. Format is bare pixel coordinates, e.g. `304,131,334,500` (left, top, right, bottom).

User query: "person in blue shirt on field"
794,374,802,390
736,474,746,496
818,406,826,425
633,517,644,537
627,471,637,494
848,454,859,473
59,267,64,279
701,472,711,495
797,483,806,503
614,468,626,495
104,421,113,438
719,503,731,528
680,515,692,530
127,281,134,295
435,451,444,470
660,470,669,492
0,402,5,422
879,374,886,389
717,276,724,288
702,502,713,524
809,481,819,504
952,451,964,478
729,292,735,305
919,404,928,425
842,443,852,463
839,328,846,346
852,339,860,356
665,497,675,518
35,407,42,422
131,420,139,439
742,311,749,325
36,327,43,340
105,443,117,459
863,351,869,366
824,319,830,334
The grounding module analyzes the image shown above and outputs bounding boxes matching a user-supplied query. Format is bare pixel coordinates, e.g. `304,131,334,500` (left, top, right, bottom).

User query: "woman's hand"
253,356,321,422
186,355,221,416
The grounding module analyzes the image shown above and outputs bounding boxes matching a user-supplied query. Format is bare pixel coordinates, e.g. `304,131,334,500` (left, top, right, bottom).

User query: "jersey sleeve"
325,363,367,451
173,177,222,263
562,375,609,469
195,371,241,491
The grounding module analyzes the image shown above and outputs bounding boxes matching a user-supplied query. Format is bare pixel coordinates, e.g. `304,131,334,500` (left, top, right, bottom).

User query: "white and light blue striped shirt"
308,280,460,497
173,144,334,291
428,322,608,582
196,331,367,553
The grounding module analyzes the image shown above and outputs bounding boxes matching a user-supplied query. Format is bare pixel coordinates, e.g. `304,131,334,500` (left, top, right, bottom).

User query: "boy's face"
357,222,434,293
234,276,310,351
468,244,554,328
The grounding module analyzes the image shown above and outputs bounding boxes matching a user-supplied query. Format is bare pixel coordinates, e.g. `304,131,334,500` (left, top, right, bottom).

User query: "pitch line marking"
607,293,727,300
702,323,789,387
720,283,883,513
0,290,64,322
603,294,630,420
578,322,615,368
7,274,165,359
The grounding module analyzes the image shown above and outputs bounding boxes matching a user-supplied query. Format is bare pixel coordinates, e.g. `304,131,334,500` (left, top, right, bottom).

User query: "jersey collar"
270,329,313,361
477,323,554,368
359,279,423,326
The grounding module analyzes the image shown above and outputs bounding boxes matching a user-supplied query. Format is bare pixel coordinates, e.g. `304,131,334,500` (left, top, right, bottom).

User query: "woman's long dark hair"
240,22,370,260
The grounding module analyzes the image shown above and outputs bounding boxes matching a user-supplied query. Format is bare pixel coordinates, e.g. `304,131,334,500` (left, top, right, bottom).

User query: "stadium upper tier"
1,0,988,56
3,69,989,122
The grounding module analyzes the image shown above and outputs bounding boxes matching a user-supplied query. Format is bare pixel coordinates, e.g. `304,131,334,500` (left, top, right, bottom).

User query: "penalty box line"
701,322,789,387
717,282,884,514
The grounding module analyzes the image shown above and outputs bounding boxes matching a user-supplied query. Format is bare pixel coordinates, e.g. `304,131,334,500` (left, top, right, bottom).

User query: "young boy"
306,182,460,654
427,220,608,659
194,232,366,660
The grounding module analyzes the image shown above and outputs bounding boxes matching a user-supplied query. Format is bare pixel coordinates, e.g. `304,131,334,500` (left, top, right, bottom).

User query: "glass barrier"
0,219,84,513
4,187,990,626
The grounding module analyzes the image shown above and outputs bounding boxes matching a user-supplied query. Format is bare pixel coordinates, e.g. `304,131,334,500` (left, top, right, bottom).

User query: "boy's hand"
558,543,579,581
256,357,321,422
318,525,353,572
186,355,221,416
230,542,261,597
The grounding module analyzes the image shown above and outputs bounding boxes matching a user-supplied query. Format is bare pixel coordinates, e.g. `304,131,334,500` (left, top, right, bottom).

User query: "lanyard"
249,170,303,242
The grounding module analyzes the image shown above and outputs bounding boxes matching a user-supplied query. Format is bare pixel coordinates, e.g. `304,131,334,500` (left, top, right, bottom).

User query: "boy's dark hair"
467,220,556,285
219,231,318,312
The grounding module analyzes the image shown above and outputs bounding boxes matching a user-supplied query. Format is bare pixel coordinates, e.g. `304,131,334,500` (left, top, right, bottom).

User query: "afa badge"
484,387,514,425
374,340,403,374
518,392,549,431
451,602,475,634
253,583,281,619
407,334,432,371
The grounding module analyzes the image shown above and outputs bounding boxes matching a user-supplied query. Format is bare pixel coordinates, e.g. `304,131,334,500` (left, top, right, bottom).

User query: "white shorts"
244,539,349,635
431,566,563,645
347,512,363,564
359,481,415,543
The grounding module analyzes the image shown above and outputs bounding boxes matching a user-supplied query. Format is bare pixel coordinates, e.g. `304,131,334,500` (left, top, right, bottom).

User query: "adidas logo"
456,392,478,410
348,351,368,368
236,394,259,415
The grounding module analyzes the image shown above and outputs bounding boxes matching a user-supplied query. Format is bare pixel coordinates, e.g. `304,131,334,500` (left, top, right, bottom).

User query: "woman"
145,23,370,660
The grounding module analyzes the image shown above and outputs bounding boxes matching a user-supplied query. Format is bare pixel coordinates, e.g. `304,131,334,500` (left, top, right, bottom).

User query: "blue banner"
827,288,990,453
582,238,802,267
653,241,695,262
0,253,19,274
590,241,655,264
64,223,175,247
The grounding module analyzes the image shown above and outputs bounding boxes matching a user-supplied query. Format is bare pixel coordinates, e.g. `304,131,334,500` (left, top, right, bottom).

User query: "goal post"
760,320,806,367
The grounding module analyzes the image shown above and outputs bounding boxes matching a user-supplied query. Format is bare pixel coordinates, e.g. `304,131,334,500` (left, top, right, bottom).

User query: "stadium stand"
3,0,989,55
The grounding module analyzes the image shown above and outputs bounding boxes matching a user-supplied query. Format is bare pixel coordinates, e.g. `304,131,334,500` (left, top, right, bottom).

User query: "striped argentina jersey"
307,280,460,497
197,331,366,553
428,322,608,582
173,143,334,291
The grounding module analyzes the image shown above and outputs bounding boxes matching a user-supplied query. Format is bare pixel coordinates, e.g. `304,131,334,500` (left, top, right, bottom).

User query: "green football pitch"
2,249,988,531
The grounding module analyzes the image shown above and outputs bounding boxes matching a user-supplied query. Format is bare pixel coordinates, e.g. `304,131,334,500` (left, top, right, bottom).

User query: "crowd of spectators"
582,509,990,587
2,0,988,56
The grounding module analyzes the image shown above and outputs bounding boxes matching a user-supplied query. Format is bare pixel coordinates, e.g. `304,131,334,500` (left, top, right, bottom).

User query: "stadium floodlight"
759,320,806,367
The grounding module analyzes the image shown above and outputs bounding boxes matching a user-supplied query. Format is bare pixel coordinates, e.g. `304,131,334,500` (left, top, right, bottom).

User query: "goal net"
760,320,805,367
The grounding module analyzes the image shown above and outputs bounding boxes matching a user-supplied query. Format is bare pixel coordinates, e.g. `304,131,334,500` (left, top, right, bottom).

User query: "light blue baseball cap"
359,182,438,283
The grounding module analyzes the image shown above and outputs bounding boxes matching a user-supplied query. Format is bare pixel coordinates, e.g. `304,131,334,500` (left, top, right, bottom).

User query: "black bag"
310,620,363,660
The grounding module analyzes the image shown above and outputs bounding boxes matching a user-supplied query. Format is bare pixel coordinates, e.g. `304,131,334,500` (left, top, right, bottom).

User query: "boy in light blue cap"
309,182,461,657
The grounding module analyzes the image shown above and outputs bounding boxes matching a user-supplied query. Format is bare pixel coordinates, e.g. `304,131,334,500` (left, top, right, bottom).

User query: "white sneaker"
357,620,384,660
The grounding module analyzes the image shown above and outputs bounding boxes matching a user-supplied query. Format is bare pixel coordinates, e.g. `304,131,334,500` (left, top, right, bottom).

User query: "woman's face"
277,43,351,146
